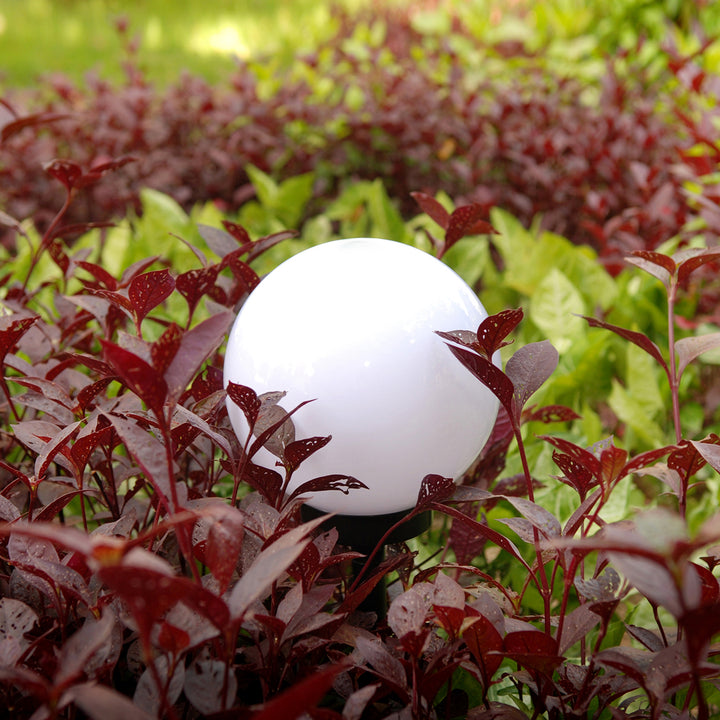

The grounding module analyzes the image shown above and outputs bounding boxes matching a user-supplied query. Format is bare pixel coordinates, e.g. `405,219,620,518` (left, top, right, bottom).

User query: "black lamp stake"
301,505,431,619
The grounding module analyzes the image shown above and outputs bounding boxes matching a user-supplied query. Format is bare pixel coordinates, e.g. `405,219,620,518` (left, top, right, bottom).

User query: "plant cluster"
1,135,720,719
2,6,718,273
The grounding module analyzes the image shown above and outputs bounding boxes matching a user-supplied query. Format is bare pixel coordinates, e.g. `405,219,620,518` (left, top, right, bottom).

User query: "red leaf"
128,269,175,327
163,309,234,405
416,473,456,510
445,343,515,417
43,159,82,190
388,584,433,641
354,635,407,689
464,612,504,684
623,446,674,476
225,251,261,299
675,333,720,378
433,605,466,639
56,612,117,685
176,265,220,316
246,230,297,264
283,435,332,475
468,702,529,719
449,508,488,566
250,663,347,720
49,222,116,243
600,442,628,486
106,414,173,503
288,541,322,591
446,203,492,249
669,440,708,478
477,308,523,357
244,461,284,505
287,474,368,504
47,238,70,274
606,550,682,617
71,682,156,720
676,247,720,287
227,382,261,428
690,438,720,475
434,504,532,573
522,404,581,424
157,620,190,654
411,191,450,228
626,251,675,288
34,490,83,522
0,315,39,364
248,398,314,460
184,655,237,715
101,340,167,414
503,496,561,538
75,156,136,188
88,288,133,315
541,436,602,480
99,564,229,630
227,518,324,620
151,323,183,374
1,111,69,142
34,420,82,479
222,219,252,246
558,603,601,655
505,341,558,420
552,451,597,501
583,316,668,373
691,562,719,606
503,630,562,676
77,377,114,412
205,509,244,594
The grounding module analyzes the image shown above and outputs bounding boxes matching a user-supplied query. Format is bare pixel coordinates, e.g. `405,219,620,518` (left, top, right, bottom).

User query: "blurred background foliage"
2,0,720,89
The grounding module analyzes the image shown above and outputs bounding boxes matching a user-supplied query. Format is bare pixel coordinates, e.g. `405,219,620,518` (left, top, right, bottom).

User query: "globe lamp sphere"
224,238,499,515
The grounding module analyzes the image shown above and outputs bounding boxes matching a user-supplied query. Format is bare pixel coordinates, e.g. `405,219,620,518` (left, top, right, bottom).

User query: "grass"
0,0,362,88
3,0,720,92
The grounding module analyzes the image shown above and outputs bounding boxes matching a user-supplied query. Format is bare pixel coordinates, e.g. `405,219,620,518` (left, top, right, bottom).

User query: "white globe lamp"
224,238,499,580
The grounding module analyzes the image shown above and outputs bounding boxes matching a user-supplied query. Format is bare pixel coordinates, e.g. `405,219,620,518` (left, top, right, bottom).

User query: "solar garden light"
224,238,499,617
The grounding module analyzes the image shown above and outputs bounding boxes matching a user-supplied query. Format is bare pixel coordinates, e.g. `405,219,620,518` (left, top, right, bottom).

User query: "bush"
2,140,720,717
2,6,718,273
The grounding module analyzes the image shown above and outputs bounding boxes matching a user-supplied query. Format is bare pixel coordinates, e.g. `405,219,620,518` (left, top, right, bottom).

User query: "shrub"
2,146,720,717
2,6,718,274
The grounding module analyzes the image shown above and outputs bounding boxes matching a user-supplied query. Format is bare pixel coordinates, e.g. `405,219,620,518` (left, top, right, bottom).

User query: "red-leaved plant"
2,138,720,720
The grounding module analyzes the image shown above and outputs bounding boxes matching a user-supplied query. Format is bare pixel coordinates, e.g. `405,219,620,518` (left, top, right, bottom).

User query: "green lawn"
2,0,719,91
0,0,367,88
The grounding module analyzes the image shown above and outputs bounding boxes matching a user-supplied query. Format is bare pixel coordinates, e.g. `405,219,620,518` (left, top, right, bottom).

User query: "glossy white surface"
224,238,499,515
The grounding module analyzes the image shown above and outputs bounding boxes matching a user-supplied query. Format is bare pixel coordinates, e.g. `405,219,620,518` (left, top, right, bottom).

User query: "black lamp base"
300,505,431,618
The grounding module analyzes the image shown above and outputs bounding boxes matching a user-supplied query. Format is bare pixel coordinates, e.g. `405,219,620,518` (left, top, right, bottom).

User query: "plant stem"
23,189,72,291
160,408,200,582
667,280,682,446
516,427,553,632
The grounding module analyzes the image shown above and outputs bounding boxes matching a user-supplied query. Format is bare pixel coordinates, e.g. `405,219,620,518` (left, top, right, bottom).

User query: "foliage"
2,3,720,717
3,5,720,276
0,0,353,88
2,121,720,718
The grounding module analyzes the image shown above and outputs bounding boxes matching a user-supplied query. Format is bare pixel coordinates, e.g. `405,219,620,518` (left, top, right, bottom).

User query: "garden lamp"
223,238,499,615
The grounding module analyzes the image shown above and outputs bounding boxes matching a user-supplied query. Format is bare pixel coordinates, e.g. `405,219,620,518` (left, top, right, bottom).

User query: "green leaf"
442,236,495,289
127,190,204,274
608,379,666,450
491,209,616,310
245,164,279,211
275,173,314,227
529,268,586,354
625,342,665,418
600,474,642,524
367,179,408,242
139,188,190,233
